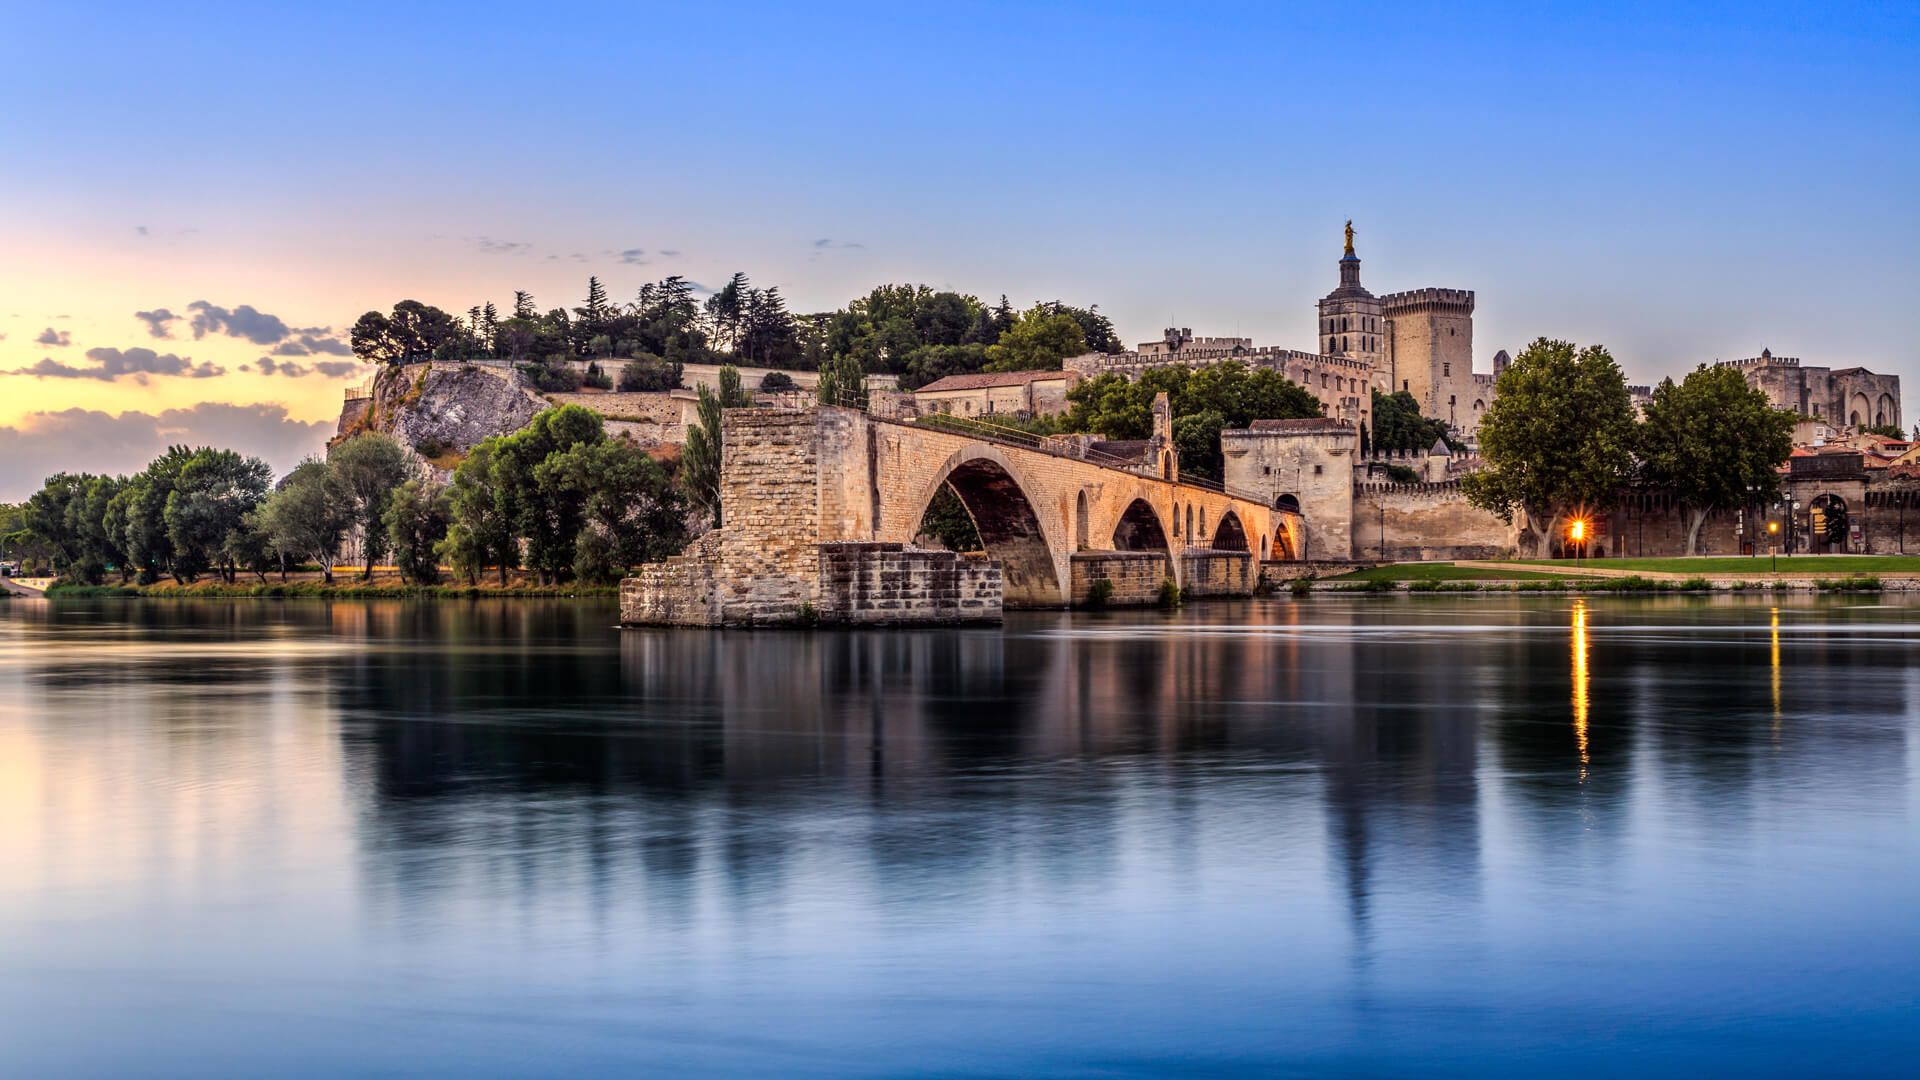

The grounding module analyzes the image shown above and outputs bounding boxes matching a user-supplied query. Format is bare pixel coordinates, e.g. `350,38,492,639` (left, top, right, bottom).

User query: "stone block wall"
1070,551,1171,605
816,542,1003,623
1180,551,1255,597
1352,481,1518,560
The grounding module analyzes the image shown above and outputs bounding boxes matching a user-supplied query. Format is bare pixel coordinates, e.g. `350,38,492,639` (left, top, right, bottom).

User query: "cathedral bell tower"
1317,220,1386,380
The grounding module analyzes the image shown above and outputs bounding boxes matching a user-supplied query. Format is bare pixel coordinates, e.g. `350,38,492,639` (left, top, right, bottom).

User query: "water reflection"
1,596,1917,1077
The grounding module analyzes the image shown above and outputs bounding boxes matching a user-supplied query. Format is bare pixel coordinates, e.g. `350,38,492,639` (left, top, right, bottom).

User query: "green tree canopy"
1461,338,1637,552
1369,389,1453,454
984,304,1088,373
1637,363,1797,554
329,433,412,579
257,458,354,583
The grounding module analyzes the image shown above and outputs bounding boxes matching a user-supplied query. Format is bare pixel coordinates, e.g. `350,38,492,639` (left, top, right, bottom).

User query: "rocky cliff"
342,362,546,457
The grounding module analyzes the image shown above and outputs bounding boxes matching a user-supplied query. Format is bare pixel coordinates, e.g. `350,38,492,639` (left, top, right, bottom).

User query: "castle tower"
1317,221,1386,387
1381,286,1476,432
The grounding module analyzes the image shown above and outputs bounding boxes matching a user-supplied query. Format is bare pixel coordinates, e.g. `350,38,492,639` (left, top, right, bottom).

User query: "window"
1263,465,1271,474
1442,362,1450,377
1402,380,1408,391
1314,464,1323,475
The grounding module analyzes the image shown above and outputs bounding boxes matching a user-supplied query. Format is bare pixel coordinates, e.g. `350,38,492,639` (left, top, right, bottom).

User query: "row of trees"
1464,339,1798,554
21,407,689,587
350,276,1121,394
21,438,409,585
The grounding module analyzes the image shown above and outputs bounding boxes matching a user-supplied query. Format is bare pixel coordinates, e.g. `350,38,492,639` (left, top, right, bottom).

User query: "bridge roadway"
732,405,1302,607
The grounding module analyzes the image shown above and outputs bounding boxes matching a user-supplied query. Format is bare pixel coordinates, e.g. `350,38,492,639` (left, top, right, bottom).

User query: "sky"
2,0,1915,501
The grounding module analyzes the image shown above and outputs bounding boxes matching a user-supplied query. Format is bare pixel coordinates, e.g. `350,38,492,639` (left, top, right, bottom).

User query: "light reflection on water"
0,594,1917,1078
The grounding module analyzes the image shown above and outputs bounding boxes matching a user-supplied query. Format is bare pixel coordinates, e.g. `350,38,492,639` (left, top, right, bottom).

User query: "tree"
758,370,796,391
705,272,750,353
117,447,196,583
682,383,724,527
446,439,515,585
1172,408,1229,481
540,438,686,578
619,355,683,392
1637,363,1797,554
1059,362,1322,441
916,484,982,551
716,364,750,408
1369,389,1452,453
815,352,867,410
1864,423,1905,440
164,449,272,582
489,405,605,583
257,459,352,583
383,479,452,584
984,304,1087,372
22,473,92,578
576,276,612,347
330,433,411,579
1461,338,1638,554
350,311,401,365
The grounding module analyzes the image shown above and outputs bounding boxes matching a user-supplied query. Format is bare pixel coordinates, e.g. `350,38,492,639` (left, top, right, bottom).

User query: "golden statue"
1344,219,1355,256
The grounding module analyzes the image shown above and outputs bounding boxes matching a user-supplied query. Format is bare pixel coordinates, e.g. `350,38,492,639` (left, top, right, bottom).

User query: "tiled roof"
915,369,1073,393
1248,417,1354,432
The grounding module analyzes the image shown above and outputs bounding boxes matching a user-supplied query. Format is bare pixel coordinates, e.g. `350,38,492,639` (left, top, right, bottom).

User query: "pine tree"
513,290,536,319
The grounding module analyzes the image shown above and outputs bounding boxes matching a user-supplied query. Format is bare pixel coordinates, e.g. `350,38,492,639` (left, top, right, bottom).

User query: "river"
1,595,1915,1077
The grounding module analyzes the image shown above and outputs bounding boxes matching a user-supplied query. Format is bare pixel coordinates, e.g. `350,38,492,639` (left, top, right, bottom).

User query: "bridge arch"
1112,497,1171,552
1212,510,1249,552
910,444,1067,607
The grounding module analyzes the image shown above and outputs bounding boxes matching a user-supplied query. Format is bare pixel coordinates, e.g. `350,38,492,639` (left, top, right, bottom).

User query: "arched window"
1199,509,1207,539
1075,491,1089,549
1186,504,1194,539
1172,502,1180,537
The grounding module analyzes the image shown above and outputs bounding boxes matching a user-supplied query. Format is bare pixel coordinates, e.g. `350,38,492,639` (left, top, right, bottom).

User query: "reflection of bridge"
623,400,1304,625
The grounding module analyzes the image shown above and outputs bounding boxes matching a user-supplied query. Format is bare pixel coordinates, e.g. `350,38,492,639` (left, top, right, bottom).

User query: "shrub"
1815,575,1882,592
1157,577,1183,607
1406,579,1441,592
1085,578,1115,609
518,361,582,393
619,355,683,392
1334,579,1396,593
1434,581,1481,592
758,370,797,391
793,601,819,627
414,436,448,459
1386,464,1420,484
1678,576,1715,592
1289,577,1313,597
583,361,613,390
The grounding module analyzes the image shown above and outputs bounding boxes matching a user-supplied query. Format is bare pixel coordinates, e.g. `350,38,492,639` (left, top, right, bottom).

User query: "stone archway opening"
1112,498,1170,552
931,457,1064,607
1271,522,1297,560
1211,510,1249,552
1811,493,1849,554
1275,493,1301,514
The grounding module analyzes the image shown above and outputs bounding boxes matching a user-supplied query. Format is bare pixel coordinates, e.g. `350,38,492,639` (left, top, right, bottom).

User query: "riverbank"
43,580,619,599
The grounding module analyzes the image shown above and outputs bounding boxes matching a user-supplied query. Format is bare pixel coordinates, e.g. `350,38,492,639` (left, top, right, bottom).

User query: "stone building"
908,369,1079,420
1067,224,1489,441
1717,349,1900,430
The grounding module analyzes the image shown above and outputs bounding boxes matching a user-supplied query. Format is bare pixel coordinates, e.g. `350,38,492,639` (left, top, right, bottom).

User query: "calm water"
1,595,1916,1077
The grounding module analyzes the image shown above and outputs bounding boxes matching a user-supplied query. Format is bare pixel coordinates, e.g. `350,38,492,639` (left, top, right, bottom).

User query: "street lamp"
1768,520,1779,573
1570,519,1586,569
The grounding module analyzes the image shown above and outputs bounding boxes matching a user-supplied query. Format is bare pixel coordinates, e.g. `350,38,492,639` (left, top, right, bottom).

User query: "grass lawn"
1323,563,1586,582
1507,555,1920,575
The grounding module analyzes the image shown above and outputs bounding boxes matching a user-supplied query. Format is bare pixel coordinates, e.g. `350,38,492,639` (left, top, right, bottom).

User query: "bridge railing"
812,384,1273,507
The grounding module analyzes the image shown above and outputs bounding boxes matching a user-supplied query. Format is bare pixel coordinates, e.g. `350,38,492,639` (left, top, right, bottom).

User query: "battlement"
1066,346,1375,377
1380,287,1475,313
1354,479,1466,496
1718,354,1801,369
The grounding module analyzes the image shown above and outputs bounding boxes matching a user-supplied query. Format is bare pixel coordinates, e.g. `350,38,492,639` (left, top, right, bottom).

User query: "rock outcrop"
350,362,546,455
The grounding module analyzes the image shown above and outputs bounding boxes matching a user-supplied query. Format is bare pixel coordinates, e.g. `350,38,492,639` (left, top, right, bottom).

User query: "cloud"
659,250,680,257
255,356,309,377
9,346,224,382
0,403,333,502
246,356,364,379
135,225,149,236
808,239,866,260
187,300,321,345
36,327,72,346
471,237,531,256
135,308,182,338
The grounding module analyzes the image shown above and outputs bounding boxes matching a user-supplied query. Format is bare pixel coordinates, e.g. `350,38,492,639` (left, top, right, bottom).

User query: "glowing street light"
1570,519,1586,568
1768,520,1780,573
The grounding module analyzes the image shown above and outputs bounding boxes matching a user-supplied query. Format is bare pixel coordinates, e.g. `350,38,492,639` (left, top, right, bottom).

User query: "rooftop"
915,369,1073,393
1246,417,1355,433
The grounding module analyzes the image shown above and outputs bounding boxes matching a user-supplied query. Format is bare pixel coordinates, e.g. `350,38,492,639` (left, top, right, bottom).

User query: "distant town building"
910,369,1079,420
1716,348,1900,430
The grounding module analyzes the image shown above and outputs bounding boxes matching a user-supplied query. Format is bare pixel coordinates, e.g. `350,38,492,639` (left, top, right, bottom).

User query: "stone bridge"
623,403,1303,626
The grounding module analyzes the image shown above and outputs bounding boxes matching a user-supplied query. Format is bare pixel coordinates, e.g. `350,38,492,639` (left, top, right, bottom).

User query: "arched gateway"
623,406,1304,626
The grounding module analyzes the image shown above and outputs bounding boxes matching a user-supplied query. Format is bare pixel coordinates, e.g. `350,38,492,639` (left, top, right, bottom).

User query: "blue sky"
0,1,1915,494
